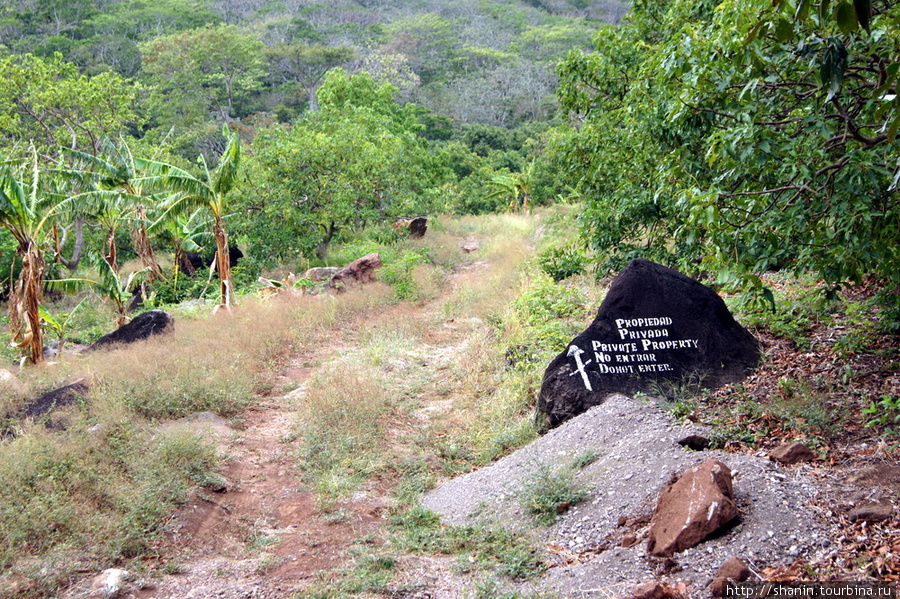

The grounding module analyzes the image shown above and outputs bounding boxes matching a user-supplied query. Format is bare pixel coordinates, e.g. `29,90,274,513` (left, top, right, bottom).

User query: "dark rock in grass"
537,259,760,430
329,253,382,290
23,379,90,420
91,310,174,349
647,458,737,557
409,216,428,239
7,379,92,433
677,434,710,451
768,442,815,465
184,246,243,273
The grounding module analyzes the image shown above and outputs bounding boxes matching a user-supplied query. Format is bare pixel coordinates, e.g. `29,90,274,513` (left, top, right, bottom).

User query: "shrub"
538,243,586,282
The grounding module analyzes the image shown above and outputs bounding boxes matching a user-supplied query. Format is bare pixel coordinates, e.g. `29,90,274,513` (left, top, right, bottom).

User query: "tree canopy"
552,0,900,313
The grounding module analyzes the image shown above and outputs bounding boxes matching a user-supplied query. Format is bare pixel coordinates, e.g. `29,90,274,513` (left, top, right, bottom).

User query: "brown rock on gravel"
768,442,815,465
709,557,751,597
628,581,668,599
647,458,737,558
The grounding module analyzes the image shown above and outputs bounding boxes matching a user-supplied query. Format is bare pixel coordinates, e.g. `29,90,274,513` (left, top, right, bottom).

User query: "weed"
571,449,600,469
255,553,284,574
732,273,832,349
294,365,392,502
863,395,900,436
518,462,588,526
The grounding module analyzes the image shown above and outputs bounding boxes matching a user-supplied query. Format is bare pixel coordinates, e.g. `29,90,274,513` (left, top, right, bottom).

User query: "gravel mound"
423,394,828,597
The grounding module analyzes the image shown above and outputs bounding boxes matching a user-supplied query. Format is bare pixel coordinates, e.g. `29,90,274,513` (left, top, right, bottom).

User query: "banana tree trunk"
213,215,232,308
9,241,46,364
105,227,119,273
133,209,166,282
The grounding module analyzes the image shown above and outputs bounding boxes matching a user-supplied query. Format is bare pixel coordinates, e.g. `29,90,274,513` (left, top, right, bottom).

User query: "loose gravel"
423,394,831,597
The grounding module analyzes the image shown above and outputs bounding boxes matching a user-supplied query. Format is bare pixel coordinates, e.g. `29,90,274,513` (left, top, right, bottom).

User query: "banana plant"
38,297,90,357
61,138,166,282
483,160,536,214
0,149,69,364
137,126,241,308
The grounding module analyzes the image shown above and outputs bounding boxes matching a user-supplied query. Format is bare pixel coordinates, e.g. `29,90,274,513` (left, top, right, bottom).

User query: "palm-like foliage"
484,160,535,214
62,138,166,281
0,150,67,363
137,127,241,308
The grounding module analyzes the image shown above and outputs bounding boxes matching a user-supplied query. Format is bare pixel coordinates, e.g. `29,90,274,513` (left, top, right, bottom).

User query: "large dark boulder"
91,310,174,349
183,246,243,274
537,259,759,429
409,217,428,239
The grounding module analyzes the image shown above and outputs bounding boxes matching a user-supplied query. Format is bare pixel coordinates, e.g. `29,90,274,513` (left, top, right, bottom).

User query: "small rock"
647,458,737,557
848,500,893,523
768,442,815,465
329,253,382,289
89,568,130,598
628,581,667,599
709,556,751,597
460,238,479,253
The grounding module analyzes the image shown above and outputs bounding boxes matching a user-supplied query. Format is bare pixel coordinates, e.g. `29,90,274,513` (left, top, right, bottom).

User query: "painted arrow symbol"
567,345,593,391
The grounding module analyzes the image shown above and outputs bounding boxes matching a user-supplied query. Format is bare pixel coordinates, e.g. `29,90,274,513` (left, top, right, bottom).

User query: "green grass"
390,506,546,580
518,462,588,526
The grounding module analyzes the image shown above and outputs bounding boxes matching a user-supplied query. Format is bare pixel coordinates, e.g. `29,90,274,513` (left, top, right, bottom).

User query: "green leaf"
835,1,859,35
775,19,795,42
853,0,871,32
819,0,833,24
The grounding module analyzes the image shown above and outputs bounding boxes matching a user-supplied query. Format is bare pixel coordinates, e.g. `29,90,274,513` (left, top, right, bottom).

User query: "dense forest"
0,0,898,366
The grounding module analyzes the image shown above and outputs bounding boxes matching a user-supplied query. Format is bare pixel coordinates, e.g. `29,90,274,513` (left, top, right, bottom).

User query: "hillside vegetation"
0,209,898,598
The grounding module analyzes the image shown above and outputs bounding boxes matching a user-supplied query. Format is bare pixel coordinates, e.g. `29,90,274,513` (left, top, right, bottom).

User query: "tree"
0,53,139,158
140,25,266,126
553,0,900,315
241,70,435,262
138,127,242,308
267,43,354,112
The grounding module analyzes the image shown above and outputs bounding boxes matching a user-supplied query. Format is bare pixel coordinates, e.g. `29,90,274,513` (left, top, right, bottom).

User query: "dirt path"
126,277,490,598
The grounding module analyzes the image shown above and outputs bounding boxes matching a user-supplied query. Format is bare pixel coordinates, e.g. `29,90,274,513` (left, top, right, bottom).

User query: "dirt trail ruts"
115,282,486,598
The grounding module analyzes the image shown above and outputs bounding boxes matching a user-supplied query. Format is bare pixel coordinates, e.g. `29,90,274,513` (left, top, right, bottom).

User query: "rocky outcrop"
647,458,738,557
91,310,174,349
303,267,340,283
537,258,760,429
329,253,382,289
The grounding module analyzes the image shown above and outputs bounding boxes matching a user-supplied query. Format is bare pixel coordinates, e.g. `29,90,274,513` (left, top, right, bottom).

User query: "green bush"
538,243,586,282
